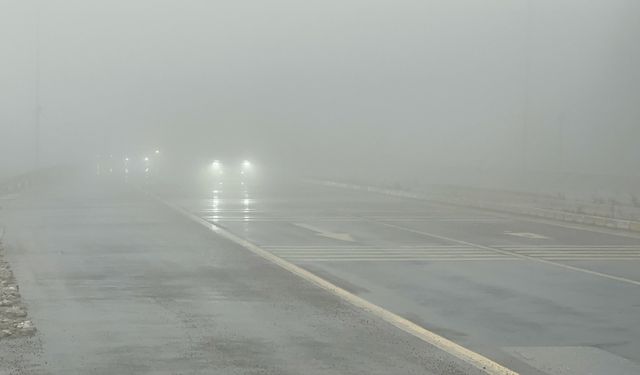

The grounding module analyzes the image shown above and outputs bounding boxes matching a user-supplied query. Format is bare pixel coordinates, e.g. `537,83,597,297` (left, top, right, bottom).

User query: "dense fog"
1,0,639,190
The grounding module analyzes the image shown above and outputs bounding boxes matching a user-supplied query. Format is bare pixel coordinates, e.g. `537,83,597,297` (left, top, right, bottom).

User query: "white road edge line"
144,189,518,375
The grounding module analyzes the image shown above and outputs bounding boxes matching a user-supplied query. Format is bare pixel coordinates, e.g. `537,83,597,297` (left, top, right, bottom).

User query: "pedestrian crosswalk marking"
263,245,514,262
505,245,640,248
288,258,520,262
262,245,470,248
259,244,640,262
499,246,640,261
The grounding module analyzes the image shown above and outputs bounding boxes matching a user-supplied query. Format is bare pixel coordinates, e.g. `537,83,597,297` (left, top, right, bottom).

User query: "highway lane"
161,179,640,375
0,177,483,375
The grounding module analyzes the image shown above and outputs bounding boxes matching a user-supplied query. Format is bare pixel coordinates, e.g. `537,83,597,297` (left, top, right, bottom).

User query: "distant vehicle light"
242,160,252,169
211,160,222,170
155,149,160,155
144,157,150,162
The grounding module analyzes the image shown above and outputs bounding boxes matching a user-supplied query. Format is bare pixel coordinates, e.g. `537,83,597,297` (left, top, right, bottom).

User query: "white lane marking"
276,255,508,258
262,245,468,248
264,247,474,250
315,181,640,240
504,245,640,248
376,221,640,287
507,248,640,251
276,253,512,259
531,255,640,258
203,216,365,222
146,192,518,375
535,258,640,261
534,256,640,259
506,248,640,251
273,250,509,255
198,212,506,223
293,223,356,242
504,232,550,240
516,250,640,256
504,247,640,260
285,257,511,261
292,258,522,262
507,214,640,240
268,244,516,261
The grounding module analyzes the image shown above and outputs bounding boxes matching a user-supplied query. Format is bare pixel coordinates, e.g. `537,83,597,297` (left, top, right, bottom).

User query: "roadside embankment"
0,236,35,339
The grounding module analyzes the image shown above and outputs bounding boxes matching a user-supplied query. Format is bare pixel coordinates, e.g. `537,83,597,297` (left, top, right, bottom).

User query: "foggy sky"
1,0,639,181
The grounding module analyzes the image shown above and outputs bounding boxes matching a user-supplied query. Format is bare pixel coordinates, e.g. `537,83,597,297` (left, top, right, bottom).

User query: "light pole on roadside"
521,0,532,172
34,0,41,170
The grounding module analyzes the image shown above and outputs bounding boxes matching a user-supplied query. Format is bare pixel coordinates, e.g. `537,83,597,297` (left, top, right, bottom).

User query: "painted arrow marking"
504,231,550,240
294,223,356,242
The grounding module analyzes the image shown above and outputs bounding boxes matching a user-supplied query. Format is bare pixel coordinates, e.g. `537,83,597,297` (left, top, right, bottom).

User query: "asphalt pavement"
2,174,640,375
0,176,487,375
156,177,640,375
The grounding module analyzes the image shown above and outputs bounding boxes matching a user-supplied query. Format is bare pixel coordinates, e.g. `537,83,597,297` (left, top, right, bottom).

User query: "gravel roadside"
0,237,35,340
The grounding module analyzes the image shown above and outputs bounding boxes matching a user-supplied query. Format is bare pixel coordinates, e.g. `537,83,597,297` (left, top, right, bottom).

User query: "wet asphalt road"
161,178,640,375
0,176,484,375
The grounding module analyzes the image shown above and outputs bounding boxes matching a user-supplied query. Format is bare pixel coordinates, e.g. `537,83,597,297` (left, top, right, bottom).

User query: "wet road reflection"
208,180,256,224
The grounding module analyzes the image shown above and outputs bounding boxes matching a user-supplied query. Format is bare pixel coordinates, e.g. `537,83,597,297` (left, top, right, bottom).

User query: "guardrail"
0,167,71,197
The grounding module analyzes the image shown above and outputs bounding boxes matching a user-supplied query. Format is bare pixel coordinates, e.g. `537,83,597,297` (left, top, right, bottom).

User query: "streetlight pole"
34,0,41,170
521,0,532,172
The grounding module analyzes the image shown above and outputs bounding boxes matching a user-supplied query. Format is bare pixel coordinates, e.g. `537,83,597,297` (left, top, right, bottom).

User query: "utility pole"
34,0,41,170
521,0,532,172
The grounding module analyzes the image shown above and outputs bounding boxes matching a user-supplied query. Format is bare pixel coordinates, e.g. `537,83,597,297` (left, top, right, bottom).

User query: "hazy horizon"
2,0,639,184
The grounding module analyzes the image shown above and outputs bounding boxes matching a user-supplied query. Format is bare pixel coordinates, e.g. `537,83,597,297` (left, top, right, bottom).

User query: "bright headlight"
211,160,222,172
